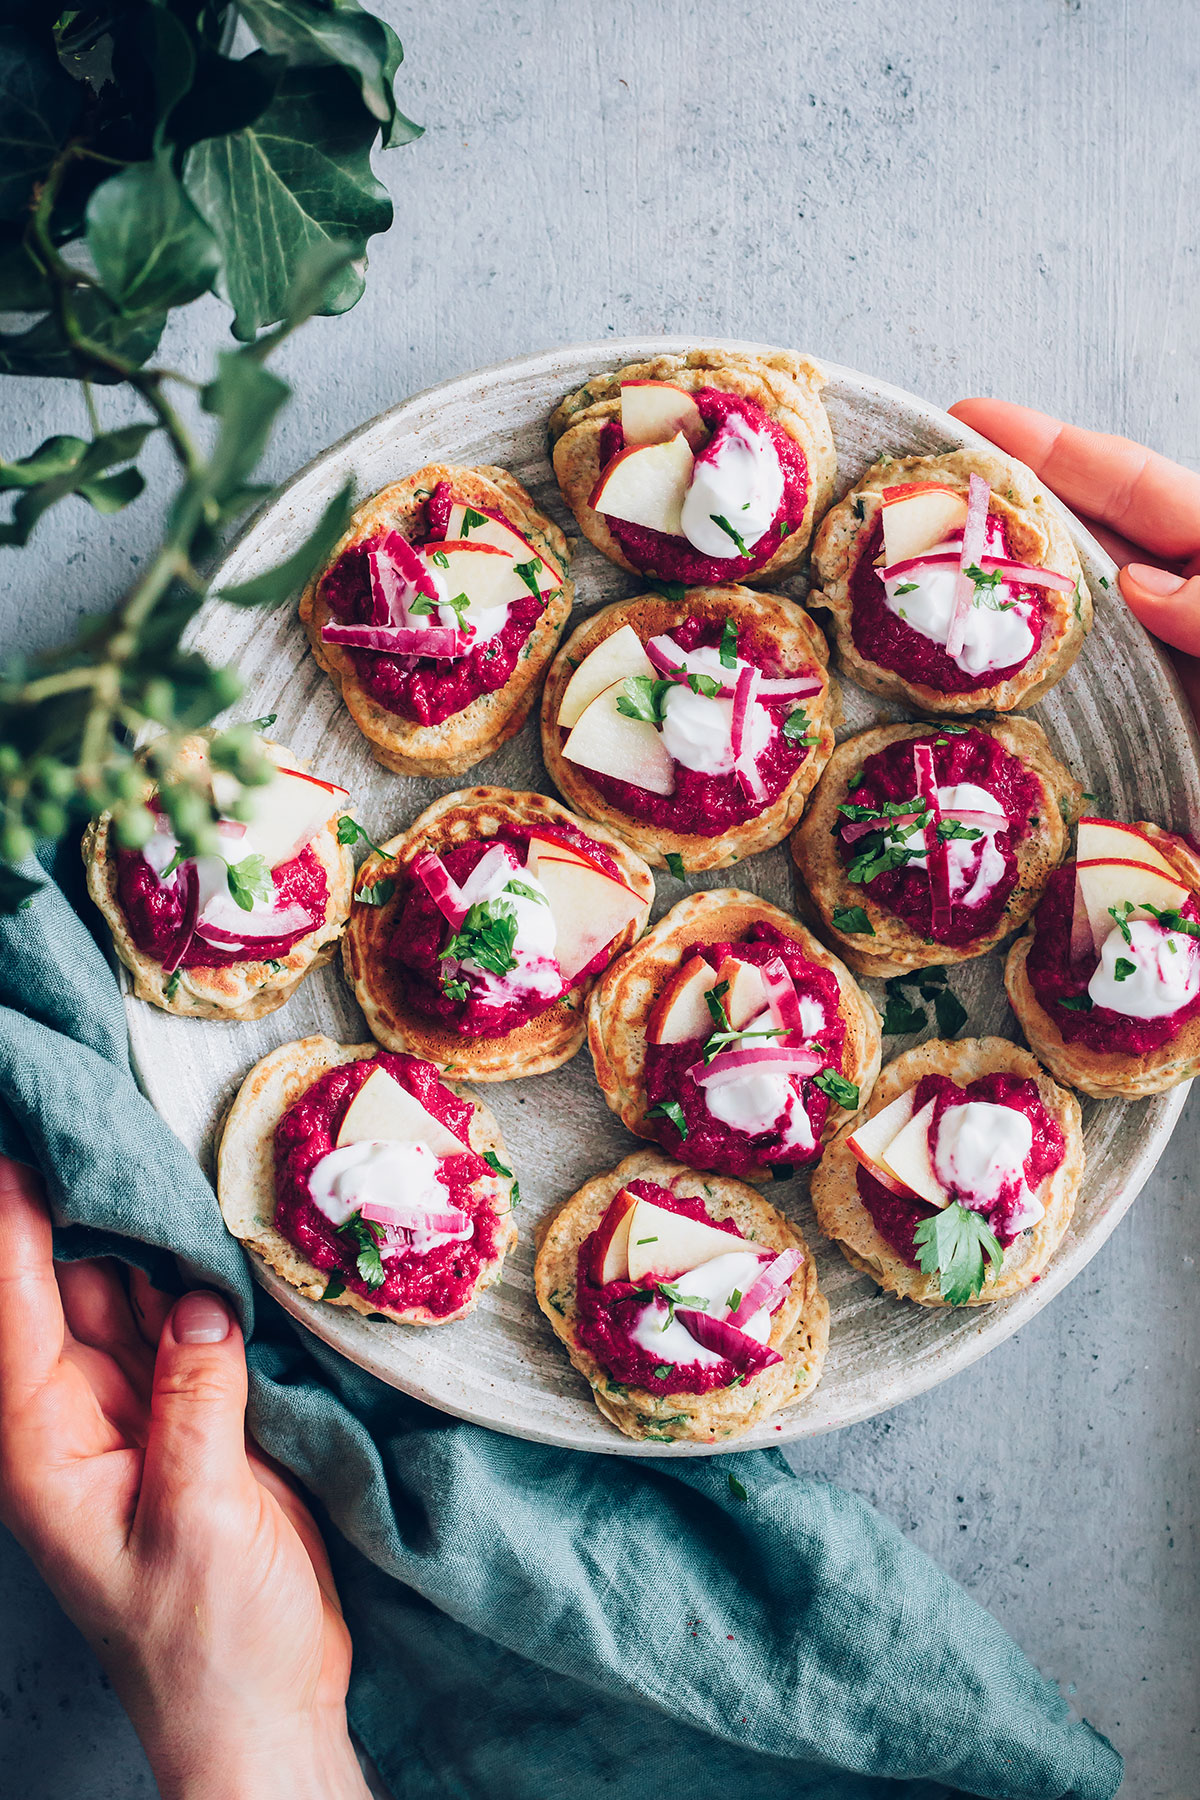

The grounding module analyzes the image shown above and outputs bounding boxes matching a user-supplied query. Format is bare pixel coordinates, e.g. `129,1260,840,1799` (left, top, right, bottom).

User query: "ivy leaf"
183,67,393,340
0,288,167,380
881,987,925,1034
0,24,81,222
0,426,154,546
831,904,874,935
86,154,221,314
238,0,422,149
914,1201,1003,1305
215,482,354,607
933,987,968,1038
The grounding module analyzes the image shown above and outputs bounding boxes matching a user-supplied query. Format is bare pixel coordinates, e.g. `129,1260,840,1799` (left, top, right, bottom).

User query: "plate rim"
130,334,1199,1454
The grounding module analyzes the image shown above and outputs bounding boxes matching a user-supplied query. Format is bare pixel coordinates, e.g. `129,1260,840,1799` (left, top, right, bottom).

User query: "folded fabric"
0,852,1122,1800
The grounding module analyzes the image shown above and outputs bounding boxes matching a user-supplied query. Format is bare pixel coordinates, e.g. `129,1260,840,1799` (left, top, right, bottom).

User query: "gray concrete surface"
1,2,1197,1794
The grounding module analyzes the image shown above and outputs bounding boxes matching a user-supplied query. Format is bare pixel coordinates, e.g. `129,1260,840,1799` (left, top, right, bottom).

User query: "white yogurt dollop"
1088,917,1200,1019
450,850,561,1006
694,1004,820,1156
881,523,1035,677
657,643,773,776
932,1102,1033,1210
680,416,784,558
630,1250,771,1366
308,1139,470,1254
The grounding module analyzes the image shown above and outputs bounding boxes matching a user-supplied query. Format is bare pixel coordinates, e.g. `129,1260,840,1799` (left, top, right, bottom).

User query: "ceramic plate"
124,337,1200,1455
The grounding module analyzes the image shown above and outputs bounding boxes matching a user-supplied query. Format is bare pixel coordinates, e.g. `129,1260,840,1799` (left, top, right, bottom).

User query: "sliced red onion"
730,664,766,802
644,633,821,705
192,902,314,948
757,673,824,699
411,852,468,928
942,807,1007,831
643,632,698,679
726,1247,803,1328
321,621,468,657
912,743,950,933
360,1199,471,1233
368,531,440,621
840,809,922,845
673,1308,783,1372
879,550,965,580
160,860,198,975
973,557,1074,594
692,1044,825,1089
945,473,991,658
758,956,805,1039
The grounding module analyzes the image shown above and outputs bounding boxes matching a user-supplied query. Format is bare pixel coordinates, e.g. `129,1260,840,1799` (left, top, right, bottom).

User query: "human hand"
0,1157,370,1800
947,398,1200,722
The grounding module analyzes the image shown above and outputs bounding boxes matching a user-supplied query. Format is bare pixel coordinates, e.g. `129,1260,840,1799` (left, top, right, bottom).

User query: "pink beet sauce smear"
390,823,623,1038
273,1051,502,1314
848,511,1045,694
116,843,327,968
578,614,817,835
643,924,845,1178
596,389,808,583
1027,865,1200,1052
574,1180,780,1396
318,482,552,726
841,728,1038,946
856,1071,1064,1269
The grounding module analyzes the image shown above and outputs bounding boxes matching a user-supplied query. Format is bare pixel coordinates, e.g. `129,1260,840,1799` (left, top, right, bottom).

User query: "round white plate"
125,337,1200,1455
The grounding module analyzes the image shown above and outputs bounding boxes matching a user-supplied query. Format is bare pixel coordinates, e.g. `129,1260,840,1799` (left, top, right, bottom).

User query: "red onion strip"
945,473,991,658
726,1248,803,1328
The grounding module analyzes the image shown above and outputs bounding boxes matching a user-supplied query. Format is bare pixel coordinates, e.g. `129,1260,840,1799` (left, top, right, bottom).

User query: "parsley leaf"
505,878,547,905
894,581,919,595
1058,994,1093,1012
483,1149,520,1205
783,707,819,745
832,904,874,935
728,1473,748,1502
937,819,983,843
881,986,925,1034
933,987,968,1037
337,815,387,857
617,675,674,724
406,593,437,616
719,617,739,667
338,1215,387,1291
226,853,272,912
846,837,923,886
357,877,395,908
427,548,450,568
814,1069,859,1109
914,1202,1003,1305
1107,901,1135,945
440,898,519,977
649,1098,688,1139
665,852,686,879
653,1363,673,1380
1141,904,1200,941
710,513,749,555
441,977,470,1002
513,558,544,598
322,1274,345,1300
164,969,181,1001
460,506,487,535
1113,956,1138,982
646,578,688,602
657,1281,709,1325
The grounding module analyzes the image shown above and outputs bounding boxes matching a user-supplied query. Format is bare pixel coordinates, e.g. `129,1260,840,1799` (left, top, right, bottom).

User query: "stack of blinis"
85,347,1195,1446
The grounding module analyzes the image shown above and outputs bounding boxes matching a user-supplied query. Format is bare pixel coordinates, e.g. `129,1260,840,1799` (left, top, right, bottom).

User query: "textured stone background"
1,2,1197,1794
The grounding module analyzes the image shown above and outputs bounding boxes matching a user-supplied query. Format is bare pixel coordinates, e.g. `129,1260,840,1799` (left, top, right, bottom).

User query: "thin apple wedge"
1076,819,1180,880
875,1099,948,1207
646,953,718,1045
427,540,534,610
591,1187,637,1284
562,679,675,796
589,433,695,536
846,1088,917,1198
535,855,644,986
1075,858,1190,956
714,956,768,1030
624,1197,753,1284
557,625,656,728
880,483,968,565
211,765,348,870
444,502,560,591
619,380,707,451
335,1066,464,1158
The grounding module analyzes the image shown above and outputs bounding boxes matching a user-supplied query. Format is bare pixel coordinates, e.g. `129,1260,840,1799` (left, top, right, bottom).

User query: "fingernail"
172,1291,233,1345
1127,563,1186,596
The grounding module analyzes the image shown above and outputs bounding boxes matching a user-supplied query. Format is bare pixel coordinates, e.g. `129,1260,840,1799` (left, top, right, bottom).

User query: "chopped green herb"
657,1281,708,1325
460,506,487,534
406,592,437,616
505,878,547,905
965,564,1015,611
483,1149,520,1205
357,877,395,908
322,1275,345,1300
1141,904,1200,941
441,977,470,1003
895,582,919,596
814,1069,859,1109
1167,937,1178,954
617,674,674,725
832,904,875,935
719,617,739,668
1113,957,1138,983
513,558,543,599
637,1237,659,1246
853,495,866,520
649,1098,688,1139
247,713,277,731
778,521,792,540
646,578,688,603
665,852,686,880
1058,994,1093,1011
704,980,732,1034
1099,575,1109,589
937,819,983,843
710,513,750,555
164,969,181,1001
337,815,387,857
914,1201,1003,1305
934,987,968,1037
428,548,450,567
783,707,820,745
928,722,970,735
1073,580,1085,624
338,1215,386,1291
882,986,925,1034
728,1289,743,1311
440,898,519,977
653,1364,673,1380
728,1473,748,1502
847,769,865,791
846,837,924,886
227,853,272,912
1107,900,1135,945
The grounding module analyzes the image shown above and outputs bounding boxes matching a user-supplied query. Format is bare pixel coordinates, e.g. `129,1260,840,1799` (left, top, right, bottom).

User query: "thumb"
138,1290,251,1526
1119,562,1200,655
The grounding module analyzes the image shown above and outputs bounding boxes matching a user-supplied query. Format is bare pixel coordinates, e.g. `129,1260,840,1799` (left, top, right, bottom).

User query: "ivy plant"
0,2,420,907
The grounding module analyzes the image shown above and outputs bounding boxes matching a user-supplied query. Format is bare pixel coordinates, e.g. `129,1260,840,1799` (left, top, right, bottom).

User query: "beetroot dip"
643,923,845,1177
577,614,813,835
1026,865,1200,1052
856,1071,1064,1268
595,389,808,584
390,823,624,1039
318,481,548,727
116,844,327,969
847,511,1044,694
273,1050,502,1313
574,1180,780,1396
840,728,1038,946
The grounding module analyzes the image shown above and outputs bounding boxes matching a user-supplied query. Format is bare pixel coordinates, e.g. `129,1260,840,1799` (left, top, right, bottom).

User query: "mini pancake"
810,448,1088,714
587,890,882,1178
82,734,354,1022
791,717,1082,979
534,1148,829,1444
217,1034,517,1326
299,463,573,778
540,586,837,872
342,786,655,1081
811,1035,1083,1307
549,348,835,579
1005,824,1200,1098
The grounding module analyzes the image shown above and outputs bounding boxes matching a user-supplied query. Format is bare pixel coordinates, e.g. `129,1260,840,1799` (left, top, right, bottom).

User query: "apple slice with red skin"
210,765,349,872
591,1187,638,1285
847,1089,919,1199
524,832,633,888
588,433,695,536
875,1098,949,1208
1075,819,1181,880
1074,858,1191,957
562,678,675,796
557,625,655,729
443,502,560,592
624,1196,755,1284
646,953,720,1045
335,1065,464,1158
619,381,707,452
534,854,645,986
426,540,540,611
713,955,768,1030
879,483,969,566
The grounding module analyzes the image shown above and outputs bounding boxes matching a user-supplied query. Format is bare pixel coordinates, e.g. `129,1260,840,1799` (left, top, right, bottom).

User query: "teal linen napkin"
0,857,1122,1800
